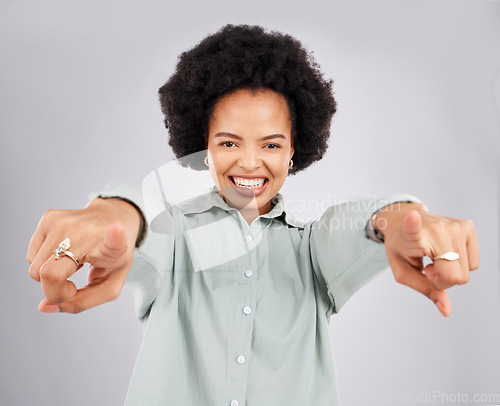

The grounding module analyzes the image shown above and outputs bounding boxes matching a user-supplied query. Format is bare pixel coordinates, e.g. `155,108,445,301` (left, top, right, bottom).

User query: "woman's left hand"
374,202,480,317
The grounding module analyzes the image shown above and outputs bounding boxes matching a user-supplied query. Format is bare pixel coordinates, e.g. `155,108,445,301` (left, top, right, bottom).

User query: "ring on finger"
54,238,80,267
433,251,460,261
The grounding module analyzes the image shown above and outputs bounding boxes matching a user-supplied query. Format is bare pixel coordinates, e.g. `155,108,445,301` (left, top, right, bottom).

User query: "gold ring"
54,238,80,267
433,251,459,261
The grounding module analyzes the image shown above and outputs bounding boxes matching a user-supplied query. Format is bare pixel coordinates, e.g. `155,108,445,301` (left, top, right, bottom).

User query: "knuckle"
438,272,458,286
39,265,62,284
100,243,127,259
41,209,73,235
460,218,475,231
71,302,86,314
458,273,470,284
422,287,434,300
429,220,447,234
469,259,480,271
29,264,41,281
433,220,447,229
449,221,461,233
42,208,59,222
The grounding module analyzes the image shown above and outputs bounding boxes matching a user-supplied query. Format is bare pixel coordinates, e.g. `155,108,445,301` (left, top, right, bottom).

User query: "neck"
238,208,261,225
217,189,273,224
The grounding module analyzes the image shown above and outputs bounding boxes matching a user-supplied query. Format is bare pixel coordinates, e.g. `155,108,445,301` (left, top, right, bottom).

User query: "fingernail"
40,304,60,313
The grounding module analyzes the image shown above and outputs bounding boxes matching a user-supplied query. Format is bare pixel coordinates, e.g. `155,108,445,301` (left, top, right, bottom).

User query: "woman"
27,25,478,405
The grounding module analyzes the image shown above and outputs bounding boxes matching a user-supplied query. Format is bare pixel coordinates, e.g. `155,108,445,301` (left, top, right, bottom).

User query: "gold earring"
289,159,293,169
204,156,209,167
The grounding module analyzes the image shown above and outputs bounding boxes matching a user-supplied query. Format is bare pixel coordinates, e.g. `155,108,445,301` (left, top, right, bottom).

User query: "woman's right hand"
27,198,142,314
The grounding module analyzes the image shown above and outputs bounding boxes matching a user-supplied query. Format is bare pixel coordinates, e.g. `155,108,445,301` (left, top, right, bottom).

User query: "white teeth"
232,177,266,189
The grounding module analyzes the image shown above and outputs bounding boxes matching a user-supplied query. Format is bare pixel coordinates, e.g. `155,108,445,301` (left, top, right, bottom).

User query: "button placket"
227,236,256,406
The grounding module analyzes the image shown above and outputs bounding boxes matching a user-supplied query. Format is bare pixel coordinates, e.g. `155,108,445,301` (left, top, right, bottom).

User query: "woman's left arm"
373,202,480,317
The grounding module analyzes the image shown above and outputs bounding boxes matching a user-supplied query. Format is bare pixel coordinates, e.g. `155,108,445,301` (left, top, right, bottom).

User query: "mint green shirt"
93,184,419,406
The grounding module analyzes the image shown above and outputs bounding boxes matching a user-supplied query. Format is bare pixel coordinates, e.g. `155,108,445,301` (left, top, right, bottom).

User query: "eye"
220,141,235,147
265,143,281,149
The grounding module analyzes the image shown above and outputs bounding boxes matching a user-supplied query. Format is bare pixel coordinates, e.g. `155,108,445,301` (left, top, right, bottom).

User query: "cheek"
270,153,291,177
208,150,231,182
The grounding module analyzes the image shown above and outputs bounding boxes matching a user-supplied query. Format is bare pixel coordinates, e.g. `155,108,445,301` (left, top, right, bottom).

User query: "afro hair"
158,24,337,174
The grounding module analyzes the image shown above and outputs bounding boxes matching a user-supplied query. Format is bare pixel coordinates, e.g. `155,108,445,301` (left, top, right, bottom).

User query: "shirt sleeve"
88,180,175,320
310,194,422,315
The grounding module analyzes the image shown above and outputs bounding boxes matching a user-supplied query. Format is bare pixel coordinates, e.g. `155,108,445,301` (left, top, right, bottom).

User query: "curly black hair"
158,24,336,174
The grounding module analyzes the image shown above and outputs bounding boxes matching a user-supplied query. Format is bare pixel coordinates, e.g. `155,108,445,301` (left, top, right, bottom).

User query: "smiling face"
206,88,294,221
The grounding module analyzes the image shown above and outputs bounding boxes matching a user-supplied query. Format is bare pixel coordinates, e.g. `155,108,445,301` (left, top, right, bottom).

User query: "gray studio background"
1,1,499,405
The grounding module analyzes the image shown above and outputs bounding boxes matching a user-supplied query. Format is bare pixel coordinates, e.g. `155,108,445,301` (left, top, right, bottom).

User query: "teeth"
232,177,266,189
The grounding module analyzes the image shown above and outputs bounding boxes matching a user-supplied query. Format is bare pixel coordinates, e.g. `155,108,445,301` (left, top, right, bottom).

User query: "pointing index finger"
38,264,129,314
391,259,452,317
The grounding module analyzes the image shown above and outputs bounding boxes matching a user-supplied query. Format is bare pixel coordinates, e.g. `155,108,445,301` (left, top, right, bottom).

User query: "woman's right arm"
27,197,142,314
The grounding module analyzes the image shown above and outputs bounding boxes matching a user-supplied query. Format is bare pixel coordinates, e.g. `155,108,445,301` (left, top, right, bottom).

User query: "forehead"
209,89,292,135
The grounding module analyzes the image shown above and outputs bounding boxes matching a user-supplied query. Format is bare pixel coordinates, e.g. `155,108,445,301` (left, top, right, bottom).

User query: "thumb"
400,210,422,242
100,222,128,259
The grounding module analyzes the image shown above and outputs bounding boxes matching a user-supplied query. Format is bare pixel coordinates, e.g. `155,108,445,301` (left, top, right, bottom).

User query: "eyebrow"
213,132,287,141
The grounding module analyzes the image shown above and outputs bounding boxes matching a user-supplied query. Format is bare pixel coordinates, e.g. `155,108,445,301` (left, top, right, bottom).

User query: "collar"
176,187,304,228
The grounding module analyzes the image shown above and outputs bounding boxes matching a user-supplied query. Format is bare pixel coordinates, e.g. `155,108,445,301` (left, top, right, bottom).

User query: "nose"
237,148,262,171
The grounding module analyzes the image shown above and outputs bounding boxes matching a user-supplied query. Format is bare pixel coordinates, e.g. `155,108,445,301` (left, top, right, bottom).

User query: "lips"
229,176,268,196
231,176,266,188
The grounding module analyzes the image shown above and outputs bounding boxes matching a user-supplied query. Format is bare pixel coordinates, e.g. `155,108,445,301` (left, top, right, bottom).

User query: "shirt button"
243,306,252,315
237,355,246,364
245,269,253,277
230,401,239,406
245,235,253,242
